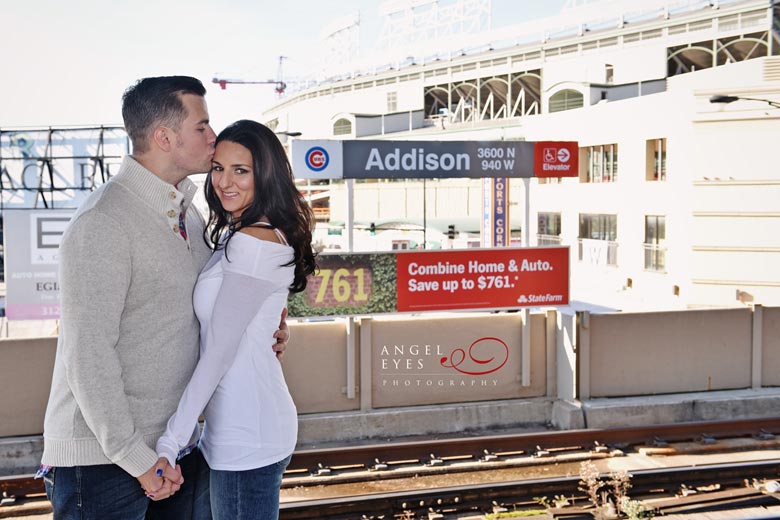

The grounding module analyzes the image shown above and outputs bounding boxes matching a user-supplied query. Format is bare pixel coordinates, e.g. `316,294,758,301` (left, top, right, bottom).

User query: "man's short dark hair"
121,76,206,154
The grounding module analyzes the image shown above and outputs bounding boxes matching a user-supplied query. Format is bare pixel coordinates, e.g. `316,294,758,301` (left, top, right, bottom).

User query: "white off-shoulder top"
157,229,298,471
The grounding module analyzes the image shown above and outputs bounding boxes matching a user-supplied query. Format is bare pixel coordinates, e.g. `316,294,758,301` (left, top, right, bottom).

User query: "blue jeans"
44,447,211,520
209,455,291,520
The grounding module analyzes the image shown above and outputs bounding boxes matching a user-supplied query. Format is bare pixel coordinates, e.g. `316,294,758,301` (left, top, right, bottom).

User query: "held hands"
272,308,290,361
137,457,184,501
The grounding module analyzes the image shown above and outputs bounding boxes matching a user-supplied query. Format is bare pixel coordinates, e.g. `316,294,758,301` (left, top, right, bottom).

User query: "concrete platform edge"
4,389,780,475
581,387,780,428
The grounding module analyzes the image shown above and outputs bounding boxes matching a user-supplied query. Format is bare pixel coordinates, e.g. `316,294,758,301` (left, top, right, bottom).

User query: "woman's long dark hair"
203,120,316,293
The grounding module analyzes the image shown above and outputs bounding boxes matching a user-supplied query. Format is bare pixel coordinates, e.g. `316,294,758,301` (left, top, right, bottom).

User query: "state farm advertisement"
396,247,569,312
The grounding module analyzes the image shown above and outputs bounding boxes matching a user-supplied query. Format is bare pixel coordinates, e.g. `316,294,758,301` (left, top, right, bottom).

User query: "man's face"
170,93,216,176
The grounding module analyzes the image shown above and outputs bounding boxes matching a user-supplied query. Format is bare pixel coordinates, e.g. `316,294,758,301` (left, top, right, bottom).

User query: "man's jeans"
209,455,291,520
44,447,211,520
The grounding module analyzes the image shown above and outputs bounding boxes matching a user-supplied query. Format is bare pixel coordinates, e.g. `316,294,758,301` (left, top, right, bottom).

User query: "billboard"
396,247,569,311
0,127,128,209
287,247,569,317
3,209,74,319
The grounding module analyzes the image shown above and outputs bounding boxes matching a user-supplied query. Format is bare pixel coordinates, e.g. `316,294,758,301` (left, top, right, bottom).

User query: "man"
40,76,288,519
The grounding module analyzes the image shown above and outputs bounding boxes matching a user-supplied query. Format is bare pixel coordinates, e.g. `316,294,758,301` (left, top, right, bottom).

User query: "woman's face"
211,140,255,218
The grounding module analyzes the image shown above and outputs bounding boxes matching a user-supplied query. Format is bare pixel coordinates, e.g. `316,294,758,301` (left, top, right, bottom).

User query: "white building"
263,0,780,311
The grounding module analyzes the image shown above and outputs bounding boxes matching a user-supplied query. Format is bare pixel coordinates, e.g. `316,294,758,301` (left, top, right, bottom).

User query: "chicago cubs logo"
305,146,329,172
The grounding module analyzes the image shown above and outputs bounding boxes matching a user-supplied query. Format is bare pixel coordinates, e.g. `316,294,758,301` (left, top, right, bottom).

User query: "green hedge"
288,253,397,317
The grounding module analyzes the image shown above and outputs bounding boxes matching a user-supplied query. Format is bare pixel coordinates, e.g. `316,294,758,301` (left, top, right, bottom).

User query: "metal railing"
536,234,562,246
578,239,618,266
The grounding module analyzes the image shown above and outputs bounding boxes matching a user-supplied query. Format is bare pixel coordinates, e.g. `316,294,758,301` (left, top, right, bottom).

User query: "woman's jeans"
44,447,211,520
209,455,291,520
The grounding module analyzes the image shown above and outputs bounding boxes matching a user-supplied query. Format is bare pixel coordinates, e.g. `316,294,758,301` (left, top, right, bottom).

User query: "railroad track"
286,418,780,476
279,459,780,519
4,418,780,518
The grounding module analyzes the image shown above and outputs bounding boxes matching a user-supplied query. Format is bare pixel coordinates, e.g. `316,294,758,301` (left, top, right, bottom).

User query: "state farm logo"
542,146,572,172
305,146,329,172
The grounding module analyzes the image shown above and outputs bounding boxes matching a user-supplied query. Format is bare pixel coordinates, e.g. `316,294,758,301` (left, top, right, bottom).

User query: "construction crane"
212,56,288,96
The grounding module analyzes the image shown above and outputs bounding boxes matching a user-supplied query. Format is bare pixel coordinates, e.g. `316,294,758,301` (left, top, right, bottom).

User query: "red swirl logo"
440,337,509,376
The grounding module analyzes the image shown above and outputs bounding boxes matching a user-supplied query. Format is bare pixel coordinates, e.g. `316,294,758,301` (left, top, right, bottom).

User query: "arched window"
333,118,352,136
549,89,584,113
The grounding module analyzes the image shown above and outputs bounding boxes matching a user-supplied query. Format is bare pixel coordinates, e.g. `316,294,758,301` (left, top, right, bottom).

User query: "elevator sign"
535,141,578,178
292,140,578,179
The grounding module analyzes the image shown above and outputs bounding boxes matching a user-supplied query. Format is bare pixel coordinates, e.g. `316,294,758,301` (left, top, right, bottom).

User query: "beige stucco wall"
282,320,360,414
0,336,56,437
587,308,752,397
367,313,546,408
761,307,780,387
3,307,773,438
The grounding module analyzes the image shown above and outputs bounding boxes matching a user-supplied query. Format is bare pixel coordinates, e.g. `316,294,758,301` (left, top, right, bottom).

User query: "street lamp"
709,94,780,109
274,130,301,146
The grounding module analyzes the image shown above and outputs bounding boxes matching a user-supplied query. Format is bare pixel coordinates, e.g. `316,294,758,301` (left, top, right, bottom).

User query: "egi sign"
292,140,578,179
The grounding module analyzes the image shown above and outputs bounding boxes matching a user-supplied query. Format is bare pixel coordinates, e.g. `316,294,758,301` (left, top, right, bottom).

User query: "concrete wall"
282,319,359,414
2,306,776,439
0,336,56,437
584,308,753,397
361,313,546,409
761,306,780,386
556,310,578,401
0,312,546,437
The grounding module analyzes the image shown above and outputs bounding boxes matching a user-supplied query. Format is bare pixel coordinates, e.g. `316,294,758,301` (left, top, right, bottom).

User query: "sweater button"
173,225,180,233
169,191,177,200
167,210,176,218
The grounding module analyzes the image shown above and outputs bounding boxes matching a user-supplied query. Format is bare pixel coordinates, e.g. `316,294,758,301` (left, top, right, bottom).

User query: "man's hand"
272,308,290,361
137,457,183,501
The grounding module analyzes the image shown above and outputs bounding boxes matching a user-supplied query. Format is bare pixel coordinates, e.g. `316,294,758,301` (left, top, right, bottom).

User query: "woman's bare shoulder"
237,225,283,245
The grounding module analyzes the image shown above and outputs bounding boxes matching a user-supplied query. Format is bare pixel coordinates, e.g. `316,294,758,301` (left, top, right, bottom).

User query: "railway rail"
3,418,780,518
280,459,780,519
286,417,780,475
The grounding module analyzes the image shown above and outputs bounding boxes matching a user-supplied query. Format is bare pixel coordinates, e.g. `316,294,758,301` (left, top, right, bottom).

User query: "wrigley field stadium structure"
262,0,780,311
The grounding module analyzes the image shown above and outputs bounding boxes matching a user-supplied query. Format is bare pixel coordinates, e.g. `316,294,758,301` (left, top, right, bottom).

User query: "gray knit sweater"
41,157,212,477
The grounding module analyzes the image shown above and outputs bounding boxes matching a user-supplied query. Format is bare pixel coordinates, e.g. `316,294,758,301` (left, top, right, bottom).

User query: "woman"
156,120,316,519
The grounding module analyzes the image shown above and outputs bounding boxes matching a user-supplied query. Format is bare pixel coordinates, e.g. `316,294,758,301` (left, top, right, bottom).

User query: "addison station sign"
291,140,578,179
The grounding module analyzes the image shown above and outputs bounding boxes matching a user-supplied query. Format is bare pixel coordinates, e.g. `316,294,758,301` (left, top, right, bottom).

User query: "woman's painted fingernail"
156,469,163,476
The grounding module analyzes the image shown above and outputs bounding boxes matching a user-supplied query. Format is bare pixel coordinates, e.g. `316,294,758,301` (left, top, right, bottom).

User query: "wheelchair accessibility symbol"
544,147,571,164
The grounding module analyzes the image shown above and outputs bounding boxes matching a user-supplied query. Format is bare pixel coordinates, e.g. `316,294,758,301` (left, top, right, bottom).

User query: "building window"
549,89,584,113
581,144,618,183
333,118,352,136
605,64,614,84
578,214,618,266
387,91,398,113
537,212,561,245
646,138,666,181
644,215,666,272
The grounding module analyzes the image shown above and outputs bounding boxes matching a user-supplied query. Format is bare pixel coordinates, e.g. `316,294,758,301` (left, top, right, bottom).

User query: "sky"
0,0,568,132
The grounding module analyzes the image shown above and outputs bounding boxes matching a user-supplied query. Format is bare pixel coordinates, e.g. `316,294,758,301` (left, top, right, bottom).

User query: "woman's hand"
137,458,183,501
273,308,290,361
